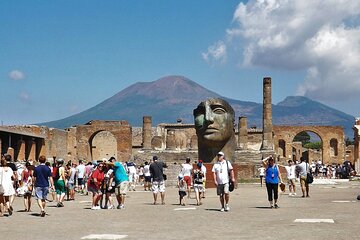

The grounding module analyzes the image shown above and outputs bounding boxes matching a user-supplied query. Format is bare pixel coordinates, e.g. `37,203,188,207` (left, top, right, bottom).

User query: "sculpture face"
194,98,235,147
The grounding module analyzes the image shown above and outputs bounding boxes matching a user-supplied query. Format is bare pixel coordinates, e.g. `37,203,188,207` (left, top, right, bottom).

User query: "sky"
2,0,360,125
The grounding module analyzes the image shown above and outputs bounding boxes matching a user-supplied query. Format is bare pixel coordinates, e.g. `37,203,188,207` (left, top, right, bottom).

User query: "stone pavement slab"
0,181,359,240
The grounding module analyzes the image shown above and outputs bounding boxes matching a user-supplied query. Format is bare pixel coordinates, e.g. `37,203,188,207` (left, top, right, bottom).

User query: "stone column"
29,140,36,161
7,147,14,160
142,116,152,149
166,130,176,150
18,140,26,161
261,77,273,150
238,116,248,150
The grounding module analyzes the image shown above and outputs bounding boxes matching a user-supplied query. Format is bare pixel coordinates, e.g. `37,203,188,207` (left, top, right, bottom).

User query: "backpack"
53,167,60,180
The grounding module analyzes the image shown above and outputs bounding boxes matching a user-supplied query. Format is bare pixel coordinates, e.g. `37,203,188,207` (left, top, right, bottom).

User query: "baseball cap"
217,151,225,156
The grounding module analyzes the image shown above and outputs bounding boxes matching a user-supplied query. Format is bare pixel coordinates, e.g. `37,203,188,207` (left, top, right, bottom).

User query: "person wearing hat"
262,155,283,209
212,152,235,212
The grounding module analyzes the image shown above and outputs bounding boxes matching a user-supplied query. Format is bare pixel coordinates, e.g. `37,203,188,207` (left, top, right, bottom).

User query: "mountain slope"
38,76,355,137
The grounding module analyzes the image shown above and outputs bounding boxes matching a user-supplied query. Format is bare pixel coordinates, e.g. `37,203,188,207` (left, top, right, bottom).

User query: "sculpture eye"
212,107,226,114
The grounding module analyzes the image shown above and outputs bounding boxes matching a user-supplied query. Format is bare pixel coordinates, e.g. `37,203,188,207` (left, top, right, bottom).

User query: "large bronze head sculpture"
193,98,236,163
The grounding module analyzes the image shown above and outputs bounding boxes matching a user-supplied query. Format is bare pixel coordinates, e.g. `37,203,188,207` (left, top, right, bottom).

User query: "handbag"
306,172,314,184
0,168,5,195
226,160,235,192
306,163,313,184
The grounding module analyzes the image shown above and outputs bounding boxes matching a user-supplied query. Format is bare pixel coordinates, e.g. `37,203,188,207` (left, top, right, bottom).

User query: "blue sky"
2,0,360,125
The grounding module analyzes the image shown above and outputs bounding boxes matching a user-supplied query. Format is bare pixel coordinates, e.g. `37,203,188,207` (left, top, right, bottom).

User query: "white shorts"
152,180,165,193
193,184,204,193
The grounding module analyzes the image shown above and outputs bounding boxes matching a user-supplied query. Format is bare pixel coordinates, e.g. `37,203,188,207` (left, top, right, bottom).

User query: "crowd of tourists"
0,151,236,217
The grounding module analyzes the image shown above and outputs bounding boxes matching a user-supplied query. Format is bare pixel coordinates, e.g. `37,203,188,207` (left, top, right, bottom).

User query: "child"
178,174,187,206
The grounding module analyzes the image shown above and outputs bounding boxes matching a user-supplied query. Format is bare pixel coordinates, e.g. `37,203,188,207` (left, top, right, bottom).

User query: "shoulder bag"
0,168,5,195
226,160,234,192
306,163,314,184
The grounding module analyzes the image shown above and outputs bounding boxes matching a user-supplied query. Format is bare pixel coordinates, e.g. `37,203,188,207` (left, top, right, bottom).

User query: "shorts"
54,180,66,195
287,178,296,186
152,180,165,193
300,176,308,188
216,183,229,196
35,187,49,200
115,181,129,195
179,191,186,198
193,184,204,193
87,184,100,194
144,176,152,183
183,176,192,186
67,182,75,190
106,185,116,194
78,178,84,186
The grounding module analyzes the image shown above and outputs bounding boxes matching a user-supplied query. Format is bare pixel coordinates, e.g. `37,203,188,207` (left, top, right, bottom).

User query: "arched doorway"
292,131,323,164
89,131,117,161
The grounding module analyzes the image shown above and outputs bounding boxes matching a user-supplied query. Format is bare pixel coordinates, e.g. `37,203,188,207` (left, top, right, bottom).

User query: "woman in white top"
0,159,16,216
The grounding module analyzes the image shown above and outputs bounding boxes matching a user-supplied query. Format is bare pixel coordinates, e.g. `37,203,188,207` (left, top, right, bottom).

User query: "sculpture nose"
204,103,214,123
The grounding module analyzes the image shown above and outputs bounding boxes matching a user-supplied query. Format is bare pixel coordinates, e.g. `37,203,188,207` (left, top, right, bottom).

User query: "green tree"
293,131,310,146
304,141,322,150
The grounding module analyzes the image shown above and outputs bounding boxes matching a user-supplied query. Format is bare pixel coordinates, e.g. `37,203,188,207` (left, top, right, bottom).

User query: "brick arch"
75,120,132,162
89,130,117,160
273,125,345,164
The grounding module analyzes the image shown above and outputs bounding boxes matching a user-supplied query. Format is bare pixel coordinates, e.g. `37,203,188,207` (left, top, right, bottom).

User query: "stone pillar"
29,140,36,161
261,77,274,150
142,116,152,149
238,116,248,150
7,147,14,160
166,130,176,150
18,140,26,161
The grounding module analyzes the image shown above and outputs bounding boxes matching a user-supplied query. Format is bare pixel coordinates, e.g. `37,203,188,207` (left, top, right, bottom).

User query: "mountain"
38,75,355,137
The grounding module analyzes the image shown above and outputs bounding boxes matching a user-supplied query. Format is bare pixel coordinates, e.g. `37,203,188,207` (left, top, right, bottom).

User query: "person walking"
149,156,167,205
33,155,55,217
143,161,151,191
180,157,193,198
284,160,296,196
212,152,235,212
258,166,266,187
296,157,310,198
193,162,205,206
54,159,66,207
0,159,16,216
262,155,283,209
21,162,34,211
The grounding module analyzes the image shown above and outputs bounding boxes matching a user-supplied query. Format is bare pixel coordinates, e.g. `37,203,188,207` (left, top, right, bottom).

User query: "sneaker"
220,208,225,212
293,193,297,196
274,204,279,209
107,205,115,209
91,206,100,210
40,211,46,217
117,205,125,209
225,204,230,212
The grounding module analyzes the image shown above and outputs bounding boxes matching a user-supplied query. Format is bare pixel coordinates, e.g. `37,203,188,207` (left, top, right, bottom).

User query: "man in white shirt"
180,157,193,197
296,157,310,197
76,160,86,194
212,151,235,212
284,160,296,196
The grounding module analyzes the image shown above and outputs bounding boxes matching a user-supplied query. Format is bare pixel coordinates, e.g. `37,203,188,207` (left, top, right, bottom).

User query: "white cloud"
19,91,30,103
206,0,360,102
202,41,227,64
9,70,25,80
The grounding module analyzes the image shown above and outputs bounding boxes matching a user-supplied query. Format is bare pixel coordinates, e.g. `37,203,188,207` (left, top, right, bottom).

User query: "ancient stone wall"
273,125,345,164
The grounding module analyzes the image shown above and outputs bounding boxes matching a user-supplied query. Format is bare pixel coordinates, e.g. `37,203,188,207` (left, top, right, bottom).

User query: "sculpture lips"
204,128,218,134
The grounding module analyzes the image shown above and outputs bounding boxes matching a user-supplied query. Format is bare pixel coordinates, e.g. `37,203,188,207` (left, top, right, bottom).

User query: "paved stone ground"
0,181,359,240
